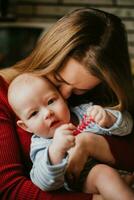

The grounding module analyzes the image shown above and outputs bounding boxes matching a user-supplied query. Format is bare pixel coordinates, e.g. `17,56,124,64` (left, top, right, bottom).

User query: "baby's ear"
17,120,32,132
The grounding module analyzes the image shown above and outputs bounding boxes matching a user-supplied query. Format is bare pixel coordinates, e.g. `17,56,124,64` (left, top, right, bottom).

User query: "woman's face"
47,58,101,99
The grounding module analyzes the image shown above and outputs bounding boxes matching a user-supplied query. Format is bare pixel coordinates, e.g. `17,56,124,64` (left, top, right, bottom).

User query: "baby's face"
17,77,70,138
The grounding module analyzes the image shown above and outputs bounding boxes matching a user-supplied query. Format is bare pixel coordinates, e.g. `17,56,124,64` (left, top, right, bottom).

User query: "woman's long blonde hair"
2,8,134,113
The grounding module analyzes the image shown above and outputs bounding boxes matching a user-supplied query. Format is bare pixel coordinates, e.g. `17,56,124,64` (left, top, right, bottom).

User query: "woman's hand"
66,132,90,183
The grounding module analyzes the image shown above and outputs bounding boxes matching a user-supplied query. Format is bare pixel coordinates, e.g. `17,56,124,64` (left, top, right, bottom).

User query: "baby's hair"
8,73,43,114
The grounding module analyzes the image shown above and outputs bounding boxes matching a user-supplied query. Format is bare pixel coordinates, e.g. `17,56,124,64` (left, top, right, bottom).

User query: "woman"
0,8,134,200
14,8,134,171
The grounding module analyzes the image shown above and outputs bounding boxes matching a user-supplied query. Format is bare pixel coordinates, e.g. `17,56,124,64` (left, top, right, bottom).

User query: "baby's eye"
29,111,38,118
48,98,55,105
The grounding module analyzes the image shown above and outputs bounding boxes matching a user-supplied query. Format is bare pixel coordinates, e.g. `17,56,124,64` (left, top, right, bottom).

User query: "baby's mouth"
50,120,60,128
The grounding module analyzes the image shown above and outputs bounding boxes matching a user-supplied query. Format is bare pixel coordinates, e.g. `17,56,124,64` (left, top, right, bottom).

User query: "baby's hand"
87,105,116,128
49,123,76,164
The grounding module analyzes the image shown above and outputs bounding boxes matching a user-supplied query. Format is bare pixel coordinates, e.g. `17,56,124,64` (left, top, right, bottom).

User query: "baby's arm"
49,123,75,164
30,124,75,191
87,105,133,136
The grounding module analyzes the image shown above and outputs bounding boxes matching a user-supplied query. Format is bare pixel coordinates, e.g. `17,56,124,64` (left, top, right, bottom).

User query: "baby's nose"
43,109,53,120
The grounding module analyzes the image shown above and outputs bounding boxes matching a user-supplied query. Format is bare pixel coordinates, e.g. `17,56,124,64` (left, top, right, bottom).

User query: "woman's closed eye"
53,73,68,87
54,73,63,83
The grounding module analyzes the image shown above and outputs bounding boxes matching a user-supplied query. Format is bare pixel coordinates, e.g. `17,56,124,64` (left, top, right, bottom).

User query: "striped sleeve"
30,135,68,191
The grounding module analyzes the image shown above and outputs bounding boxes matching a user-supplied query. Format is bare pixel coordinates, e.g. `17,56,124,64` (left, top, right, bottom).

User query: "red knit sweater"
0,76,91,200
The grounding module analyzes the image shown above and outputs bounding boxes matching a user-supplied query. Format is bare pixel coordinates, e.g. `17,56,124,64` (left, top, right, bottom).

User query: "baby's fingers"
58,123,76,131
68,123,76,130
68,136,76,148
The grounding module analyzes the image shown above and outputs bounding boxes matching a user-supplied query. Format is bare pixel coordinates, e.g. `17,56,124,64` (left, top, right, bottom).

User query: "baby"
8,73,134,200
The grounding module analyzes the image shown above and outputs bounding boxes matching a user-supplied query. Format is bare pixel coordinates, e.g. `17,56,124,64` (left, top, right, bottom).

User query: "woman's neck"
0,68,19,83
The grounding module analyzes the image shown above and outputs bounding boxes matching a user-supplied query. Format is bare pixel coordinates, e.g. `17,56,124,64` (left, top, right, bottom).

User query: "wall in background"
9,0,134,71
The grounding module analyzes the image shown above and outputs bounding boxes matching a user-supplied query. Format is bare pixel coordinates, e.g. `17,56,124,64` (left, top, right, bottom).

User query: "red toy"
73,115,95,136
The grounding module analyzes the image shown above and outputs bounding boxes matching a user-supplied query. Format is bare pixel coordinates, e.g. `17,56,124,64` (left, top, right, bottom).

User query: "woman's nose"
59,85,73,99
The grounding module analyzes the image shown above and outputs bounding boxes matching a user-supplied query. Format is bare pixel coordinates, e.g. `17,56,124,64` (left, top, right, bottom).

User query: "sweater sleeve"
0,104,44,200
86,109,133,136
73,103,133,136
0,101,90,200
102,109,133,136
30,136,68,191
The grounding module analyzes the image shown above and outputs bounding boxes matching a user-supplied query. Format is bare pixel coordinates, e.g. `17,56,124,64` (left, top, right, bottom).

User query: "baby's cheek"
29,121,42,134
65,108,71,123
59,106,70,123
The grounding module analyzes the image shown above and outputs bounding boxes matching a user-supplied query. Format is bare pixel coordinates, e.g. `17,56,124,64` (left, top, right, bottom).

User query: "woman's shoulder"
0,75,9,97
0,75,14,117
0,75,9,103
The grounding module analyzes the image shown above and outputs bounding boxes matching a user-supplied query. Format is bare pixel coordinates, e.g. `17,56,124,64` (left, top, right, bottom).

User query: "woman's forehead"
57,58,100,88
58,58,88,81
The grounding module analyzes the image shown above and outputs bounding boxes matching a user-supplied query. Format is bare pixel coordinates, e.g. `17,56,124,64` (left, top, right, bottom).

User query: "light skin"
8,74,115,165
47,57,134,189
8,74,76,164
47,57,116,174
8,74,134,200
47,58,101,99
83,164,134,200
86,105,116,128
